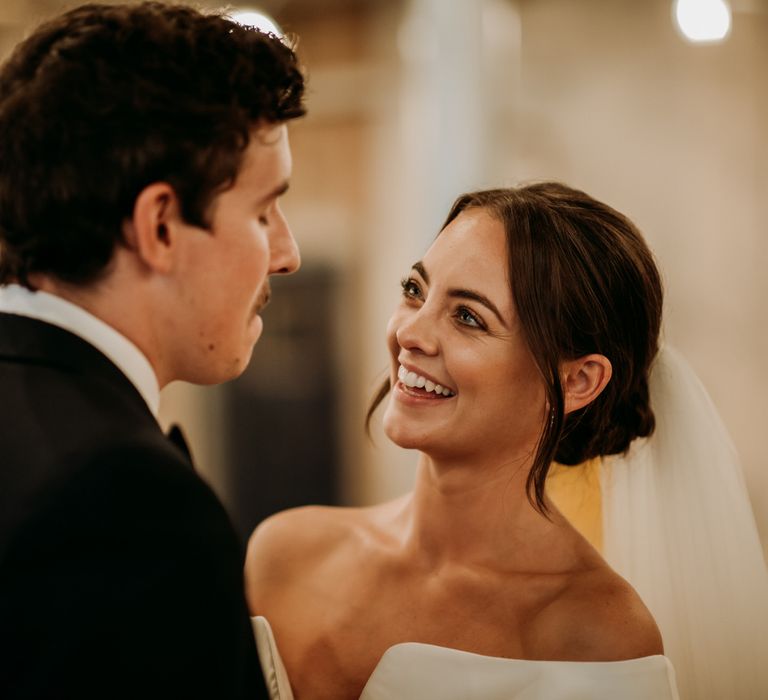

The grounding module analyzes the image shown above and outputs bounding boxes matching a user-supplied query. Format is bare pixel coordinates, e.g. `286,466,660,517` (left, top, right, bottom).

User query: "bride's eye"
455,306,485,330
400,277,423,300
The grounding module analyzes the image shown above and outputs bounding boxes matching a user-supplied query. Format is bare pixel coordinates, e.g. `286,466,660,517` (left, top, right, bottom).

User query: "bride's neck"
394,452,565,570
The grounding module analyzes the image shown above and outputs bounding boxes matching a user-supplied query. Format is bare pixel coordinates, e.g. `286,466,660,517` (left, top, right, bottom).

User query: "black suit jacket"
0,313,268,699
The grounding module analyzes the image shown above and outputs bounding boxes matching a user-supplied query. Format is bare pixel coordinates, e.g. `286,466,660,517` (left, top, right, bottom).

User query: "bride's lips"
397,361,455,393
395,382,455,405
394,361,456,405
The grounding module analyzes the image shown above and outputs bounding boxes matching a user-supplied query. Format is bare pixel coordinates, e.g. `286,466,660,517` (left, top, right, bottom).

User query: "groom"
0,3,304,698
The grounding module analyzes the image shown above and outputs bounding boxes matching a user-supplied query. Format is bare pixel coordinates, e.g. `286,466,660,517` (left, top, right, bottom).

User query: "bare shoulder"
244,500,399,609
247,505,354,577
247,495,408,563
540,563,663,662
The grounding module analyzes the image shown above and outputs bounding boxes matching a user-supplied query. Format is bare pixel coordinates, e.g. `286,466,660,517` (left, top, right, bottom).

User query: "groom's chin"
247,312,265,345
225,342,259,383
184,343,259,387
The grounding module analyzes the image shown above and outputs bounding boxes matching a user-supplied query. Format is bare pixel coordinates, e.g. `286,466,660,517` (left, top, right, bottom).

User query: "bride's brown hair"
367,182,663,513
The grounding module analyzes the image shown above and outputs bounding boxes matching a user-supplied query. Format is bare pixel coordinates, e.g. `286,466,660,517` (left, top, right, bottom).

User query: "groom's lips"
252,284,272,317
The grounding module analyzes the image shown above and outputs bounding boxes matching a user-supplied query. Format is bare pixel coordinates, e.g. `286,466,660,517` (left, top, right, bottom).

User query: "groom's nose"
268,204,300,275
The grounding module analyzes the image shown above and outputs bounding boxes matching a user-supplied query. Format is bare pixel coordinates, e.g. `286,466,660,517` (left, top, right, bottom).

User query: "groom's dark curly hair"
0,2,305,287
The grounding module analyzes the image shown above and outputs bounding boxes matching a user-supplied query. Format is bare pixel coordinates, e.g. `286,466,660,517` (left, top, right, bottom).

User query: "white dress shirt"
0,283,160,417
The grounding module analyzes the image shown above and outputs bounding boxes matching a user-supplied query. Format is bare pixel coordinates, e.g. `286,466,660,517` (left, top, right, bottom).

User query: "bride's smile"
396,364,456,397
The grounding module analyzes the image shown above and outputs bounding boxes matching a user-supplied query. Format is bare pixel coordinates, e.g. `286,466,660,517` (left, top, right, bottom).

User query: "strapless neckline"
368,640,671,666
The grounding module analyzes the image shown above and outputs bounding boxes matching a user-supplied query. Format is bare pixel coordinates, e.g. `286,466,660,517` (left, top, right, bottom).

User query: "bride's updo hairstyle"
368,182,663,513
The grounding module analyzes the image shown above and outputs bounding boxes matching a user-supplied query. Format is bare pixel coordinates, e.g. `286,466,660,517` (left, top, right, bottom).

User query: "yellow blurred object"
546,459,603,552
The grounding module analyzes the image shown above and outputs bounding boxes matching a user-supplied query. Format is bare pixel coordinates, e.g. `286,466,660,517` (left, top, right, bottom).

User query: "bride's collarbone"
331,537,588,611
299,562,581,656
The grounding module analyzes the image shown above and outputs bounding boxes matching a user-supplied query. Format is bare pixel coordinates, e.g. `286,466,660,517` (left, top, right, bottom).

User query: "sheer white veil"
602,345,768,699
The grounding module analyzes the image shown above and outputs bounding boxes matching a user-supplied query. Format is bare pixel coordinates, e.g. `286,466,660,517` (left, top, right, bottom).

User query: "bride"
245,183,765,699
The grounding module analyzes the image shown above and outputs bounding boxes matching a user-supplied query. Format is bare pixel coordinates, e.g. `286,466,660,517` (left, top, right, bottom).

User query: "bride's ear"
562,354,612,414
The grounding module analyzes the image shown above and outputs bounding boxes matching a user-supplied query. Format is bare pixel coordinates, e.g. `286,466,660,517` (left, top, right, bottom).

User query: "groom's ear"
562,354,612,414
122,182,186,274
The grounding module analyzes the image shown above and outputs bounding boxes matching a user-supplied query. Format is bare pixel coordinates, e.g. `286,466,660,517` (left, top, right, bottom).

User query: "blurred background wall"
1,0,765,554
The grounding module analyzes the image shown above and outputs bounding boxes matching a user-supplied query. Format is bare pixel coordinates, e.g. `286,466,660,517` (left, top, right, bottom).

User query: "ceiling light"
673,0,732,43
228,9,283,37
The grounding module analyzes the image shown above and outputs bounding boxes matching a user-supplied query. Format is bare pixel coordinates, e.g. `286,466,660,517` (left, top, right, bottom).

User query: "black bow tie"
166,423,193,464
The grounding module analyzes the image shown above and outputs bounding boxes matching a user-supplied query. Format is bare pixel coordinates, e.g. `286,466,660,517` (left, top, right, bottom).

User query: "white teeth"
397,365,454,397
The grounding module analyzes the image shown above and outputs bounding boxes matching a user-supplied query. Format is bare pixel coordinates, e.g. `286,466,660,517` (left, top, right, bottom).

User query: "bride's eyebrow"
410,260,509,329
411,261,429,283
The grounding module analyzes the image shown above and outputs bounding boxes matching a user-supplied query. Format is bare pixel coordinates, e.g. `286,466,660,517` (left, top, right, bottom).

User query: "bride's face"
383,207,547,464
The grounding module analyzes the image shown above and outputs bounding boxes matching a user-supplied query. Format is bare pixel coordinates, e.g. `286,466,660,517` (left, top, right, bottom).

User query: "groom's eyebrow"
412,260,508,329
257,181,290,206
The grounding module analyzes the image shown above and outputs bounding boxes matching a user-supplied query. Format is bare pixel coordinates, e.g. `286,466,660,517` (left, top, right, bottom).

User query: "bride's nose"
395,308,439,356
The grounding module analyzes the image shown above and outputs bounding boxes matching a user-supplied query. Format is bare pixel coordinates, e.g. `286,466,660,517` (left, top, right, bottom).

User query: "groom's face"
171,123,300,384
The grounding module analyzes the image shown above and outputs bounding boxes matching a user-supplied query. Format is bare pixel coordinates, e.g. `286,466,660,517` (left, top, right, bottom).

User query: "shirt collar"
0,284,160,417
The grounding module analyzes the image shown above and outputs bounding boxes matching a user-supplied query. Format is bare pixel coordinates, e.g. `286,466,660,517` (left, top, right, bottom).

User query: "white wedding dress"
252,616,680,700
